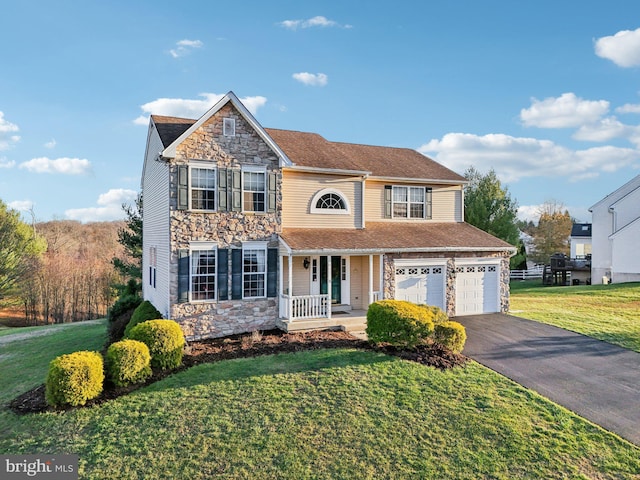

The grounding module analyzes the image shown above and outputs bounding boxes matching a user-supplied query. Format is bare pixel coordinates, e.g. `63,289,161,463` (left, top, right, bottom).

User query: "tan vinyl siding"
350,256,363,309
365,180,462,223
282,170,361,228
289,256,310,296
142,126,171,317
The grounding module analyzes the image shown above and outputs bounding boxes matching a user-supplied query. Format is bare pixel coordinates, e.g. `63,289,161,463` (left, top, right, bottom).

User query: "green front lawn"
1,321,638,479
510,281,640,352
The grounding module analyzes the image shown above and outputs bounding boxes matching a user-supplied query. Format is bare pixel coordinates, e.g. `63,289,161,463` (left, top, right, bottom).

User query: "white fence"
510,266,544,280
280,294,329,320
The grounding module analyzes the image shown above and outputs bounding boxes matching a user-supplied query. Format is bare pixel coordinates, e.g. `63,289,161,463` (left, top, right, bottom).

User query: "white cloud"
65,188,138,223
44,138,56,149
0,111,20,151
0,158,15,168
595,28,640,67
19,157,91,175
520,93,609,128
8,200,33,212
292,72,328,87
168,39,203,58
419,132,640,183
572,116,635,142
616,103,640,114
517,204,591,223
279,16,351,30
133,93,268,125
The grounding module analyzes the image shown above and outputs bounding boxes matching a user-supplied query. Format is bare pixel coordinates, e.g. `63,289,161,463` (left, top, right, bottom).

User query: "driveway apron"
457,313,640,446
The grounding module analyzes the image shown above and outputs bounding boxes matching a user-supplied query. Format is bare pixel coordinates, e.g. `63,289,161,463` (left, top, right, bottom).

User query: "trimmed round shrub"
366,300,435,348
45,351,104,407
128,320,185,370
124,300,162,338
432,321,467,353
106,339,152,387
420,304,449,325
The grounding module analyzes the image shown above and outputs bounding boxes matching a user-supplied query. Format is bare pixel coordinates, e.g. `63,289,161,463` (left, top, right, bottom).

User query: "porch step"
276,315,367,334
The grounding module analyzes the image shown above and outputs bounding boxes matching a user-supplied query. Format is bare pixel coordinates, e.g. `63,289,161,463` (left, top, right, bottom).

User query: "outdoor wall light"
303,257,310,269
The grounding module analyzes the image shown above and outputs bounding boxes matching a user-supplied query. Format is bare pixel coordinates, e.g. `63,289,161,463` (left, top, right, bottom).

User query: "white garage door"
455,263,499,315
395,265,445,310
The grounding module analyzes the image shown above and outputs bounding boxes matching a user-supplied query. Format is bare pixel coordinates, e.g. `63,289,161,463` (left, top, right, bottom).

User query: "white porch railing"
280,294,330,320
372,291,382,302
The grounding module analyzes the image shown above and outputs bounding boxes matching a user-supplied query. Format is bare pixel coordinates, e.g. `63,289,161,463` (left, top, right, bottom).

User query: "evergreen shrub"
128,319,185,370
366,300,435,348
106,339,152,387
123,300,162,338
432,321,467,353
45,351,104,407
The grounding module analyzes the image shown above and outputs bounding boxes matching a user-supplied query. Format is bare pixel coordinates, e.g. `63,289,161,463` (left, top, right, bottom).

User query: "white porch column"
288,254,293,318
327,255,332,319
278,254,284,318
368,254,374,305
379,254,384,300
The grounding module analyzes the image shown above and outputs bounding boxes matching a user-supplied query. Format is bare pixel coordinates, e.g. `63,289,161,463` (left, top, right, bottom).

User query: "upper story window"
310,188,350,215
243,169,266,213
191,167,216,210
223,118,235,136
384,185,432,219
177,165,275,214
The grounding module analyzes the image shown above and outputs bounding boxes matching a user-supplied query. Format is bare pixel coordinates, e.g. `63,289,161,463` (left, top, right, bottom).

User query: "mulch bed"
8,329,467,415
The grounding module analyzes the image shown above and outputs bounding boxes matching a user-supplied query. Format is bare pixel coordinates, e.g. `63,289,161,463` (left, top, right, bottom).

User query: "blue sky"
2,0,640,224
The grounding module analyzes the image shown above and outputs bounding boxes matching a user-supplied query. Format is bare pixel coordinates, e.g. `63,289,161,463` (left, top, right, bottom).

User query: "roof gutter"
284,165,371,177
368,175,468,185
283,246,517,256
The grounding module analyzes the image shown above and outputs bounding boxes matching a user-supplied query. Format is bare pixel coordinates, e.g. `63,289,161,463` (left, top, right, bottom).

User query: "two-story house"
589,175,640,284
141,92,515,340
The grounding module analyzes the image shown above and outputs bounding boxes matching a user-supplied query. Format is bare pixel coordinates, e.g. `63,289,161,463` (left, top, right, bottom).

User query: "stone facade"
167,103,282,340
172,298,277,341
383,251,511,317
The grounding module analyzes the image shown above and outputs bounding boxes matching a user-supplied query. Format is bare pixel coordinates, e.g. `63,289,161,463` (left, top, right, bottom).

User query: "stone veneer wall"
383,251,512,317
168,103,282,340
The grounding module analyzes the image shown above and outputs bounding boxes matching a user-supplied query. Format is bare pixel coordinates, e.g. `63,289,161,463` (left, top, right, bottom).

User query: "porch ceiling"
280,222,516,255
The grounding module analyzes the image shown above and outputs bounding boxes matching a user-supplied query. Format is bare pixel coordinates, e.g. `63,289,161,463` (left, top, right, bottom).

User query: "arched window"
310,189,350,215
316,193,345,210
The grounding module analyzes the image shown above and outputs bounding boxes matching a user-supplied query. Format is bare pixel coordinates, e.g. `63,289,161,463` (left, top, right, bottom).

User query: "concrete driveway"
457,313,640,446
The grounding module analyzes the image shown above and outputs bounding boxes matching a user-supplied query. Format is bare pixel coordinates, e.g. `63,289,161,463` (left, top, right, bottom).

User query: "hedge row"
366,300,467,352
46,317,185,407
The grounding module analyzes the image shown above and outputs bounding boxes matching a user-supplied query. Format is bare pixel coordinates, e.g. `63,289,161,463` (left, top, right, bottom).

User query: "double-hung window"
393,186,426,219
242,243,266,298
191,245,216,301
242,168,266,213
190,166,216,211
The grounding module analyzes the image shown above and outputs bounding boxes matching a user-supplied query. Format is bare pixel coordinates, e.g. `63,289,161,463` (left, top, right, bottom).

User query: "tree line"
1,199,136,325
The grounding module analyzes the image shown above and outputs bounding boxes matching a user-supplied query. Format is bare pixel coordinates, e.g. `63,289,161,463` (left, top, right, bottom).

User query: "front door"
320,256,341,304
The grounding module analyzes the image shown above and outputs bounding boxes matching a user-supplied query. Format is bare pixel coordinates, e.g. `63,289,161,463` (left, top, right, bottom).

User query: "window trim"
223,117,236,137
392,185,427,219
310,188,351,215
241,166,267,213
189,242,217,303
188,162,217,212
242,241,267,299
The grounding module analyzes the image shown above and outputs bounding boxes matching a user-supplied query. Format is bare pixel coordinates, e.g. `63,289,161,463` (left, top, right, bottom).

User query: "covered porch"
277,251,384,330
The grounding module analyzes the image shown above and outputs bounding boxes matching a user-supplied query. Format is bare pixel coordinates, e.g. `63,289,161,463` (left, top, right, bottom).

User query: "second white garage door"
455,263,499,315
395,265,446,310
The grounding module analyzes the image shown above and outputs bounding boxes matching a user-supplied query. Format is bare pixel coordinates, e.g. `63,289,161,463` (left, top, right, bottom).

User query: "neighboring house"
141,91,515,340
570,223,592,259
589,175,640,284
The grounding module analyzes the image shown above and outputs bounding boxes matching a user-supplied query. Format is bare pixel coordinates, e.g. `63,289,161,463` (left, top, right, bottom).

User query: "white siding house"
589,175,640,284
